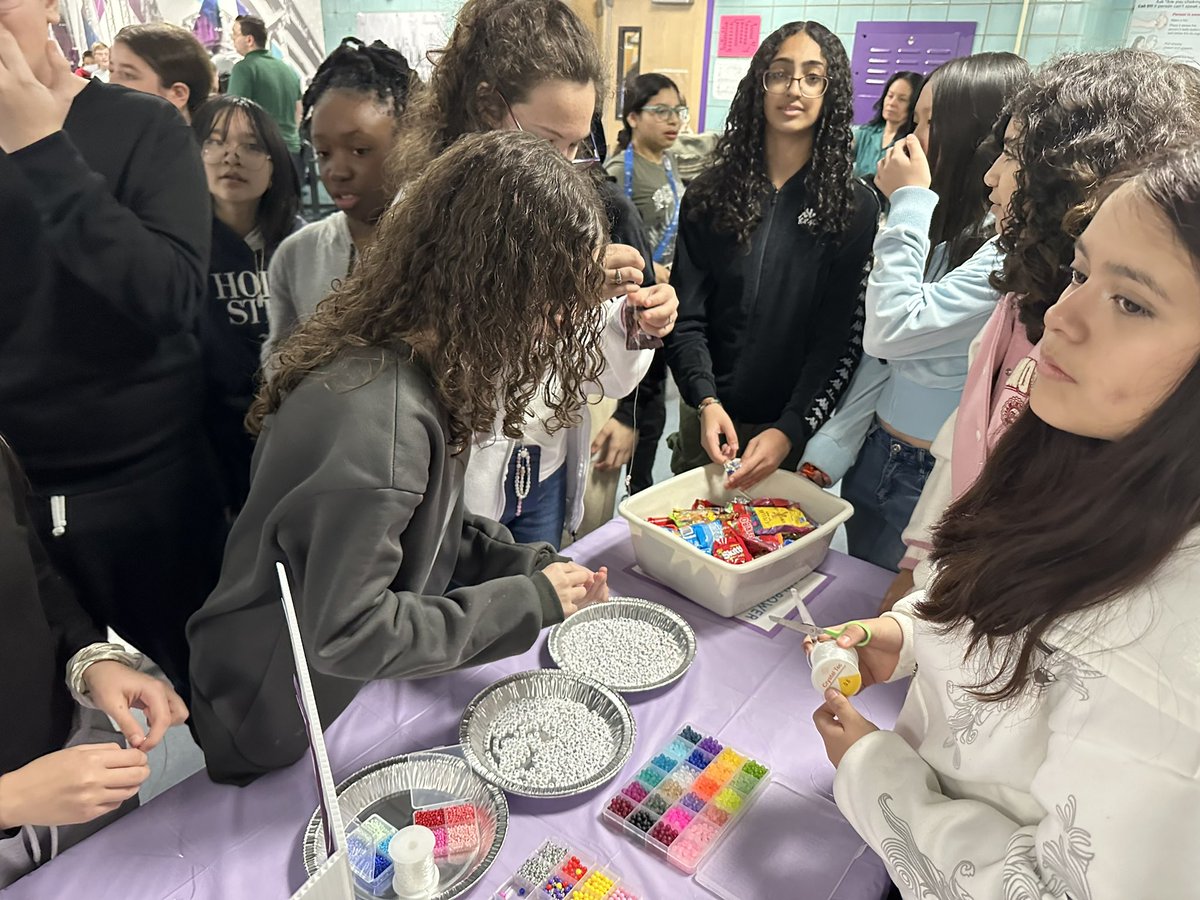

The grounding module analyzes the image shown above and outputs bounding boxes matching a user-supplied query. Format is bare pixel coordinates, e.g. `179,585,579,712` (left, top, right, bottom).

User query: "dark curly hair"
301,37,418,132
992,50,1200,342
251,131,609,451
684,22,855,248
388,0,605,188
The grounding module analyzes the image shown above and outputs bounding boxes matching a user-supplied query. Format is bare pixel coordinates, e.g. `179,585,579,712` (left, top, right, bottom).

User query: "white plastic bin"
617,464,853,617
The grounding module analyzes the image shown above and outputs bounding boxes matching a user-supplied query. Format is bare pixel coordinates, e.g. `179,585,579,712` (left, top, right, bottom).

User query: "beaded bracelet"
697,398,722,412
66,643,144,707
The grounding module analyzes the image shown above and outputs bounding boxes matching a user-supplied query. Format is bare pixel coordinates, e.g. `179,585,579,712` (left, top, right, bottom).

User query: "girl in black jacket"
664,21,877,490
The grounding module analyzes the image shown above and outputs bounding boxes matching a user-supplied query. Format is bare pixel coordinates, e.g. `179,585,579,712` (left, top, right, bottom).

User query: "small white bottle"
810,640,863,696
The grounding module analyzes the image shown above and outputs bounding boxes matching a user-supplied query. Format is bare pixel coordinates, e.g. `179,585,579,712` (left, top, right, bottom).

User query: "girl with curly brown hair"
663,22,879,491
187,131,612,785
885,50,1200,608
390,0,678,548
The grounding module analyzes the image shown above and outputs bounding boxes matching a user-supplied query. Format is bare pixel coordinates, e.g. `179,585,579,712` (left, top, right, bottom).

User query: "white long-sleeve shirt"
833,544,1200,899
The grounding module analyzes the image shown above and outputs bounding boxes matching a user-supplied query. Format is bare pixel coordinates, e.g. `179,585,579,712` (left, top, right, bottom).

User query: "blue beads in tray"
347,814,397,896
651,754,677,772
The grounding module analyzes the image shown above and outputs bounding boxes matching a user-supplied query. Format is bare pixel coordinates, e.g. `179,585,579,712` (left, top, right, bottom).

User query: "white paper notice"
712,57,751,101
735,571,829,634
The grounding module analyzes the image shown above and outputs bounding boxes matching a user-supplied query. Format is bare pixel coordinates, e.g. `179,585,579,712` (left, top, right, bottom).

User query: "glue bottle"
810,640,862,697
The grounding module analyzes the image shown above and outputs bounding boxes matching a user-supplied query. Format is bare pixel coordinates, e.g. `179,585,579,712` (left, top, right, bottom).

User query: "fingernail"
825,688,841,702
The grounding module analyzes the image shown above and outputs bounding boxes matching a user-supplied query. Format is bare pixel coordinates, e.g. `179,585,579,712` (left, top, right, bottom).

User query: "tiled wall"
703,0,1134,129
316,0,1136,135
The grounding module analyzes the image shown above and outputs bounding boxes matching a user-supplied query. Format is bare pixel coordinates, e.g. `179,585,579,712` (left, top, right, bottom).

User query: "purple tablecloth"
3,519,906,900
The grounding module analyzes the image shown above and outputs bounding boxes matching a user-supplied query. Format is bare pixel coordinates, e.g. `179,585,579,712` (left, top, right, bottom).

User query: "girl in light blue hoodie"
801,53,1029,570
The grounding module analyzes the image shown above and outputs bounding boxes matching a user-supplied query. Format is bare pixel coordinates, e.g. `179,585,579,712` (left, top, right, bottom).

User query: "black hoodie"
665,170,878,448
0,437,102,778
0,81,211,490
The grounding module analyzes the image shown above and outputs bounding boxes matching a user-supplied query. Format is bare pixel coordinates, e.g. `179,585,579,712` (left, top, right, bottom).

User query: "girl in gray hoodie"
188,131,611,784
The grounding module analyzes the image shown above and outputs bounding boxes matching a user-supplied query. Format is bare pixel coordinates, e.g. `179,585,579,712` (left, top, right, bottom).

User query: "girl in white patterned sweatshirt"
809,143,1200,899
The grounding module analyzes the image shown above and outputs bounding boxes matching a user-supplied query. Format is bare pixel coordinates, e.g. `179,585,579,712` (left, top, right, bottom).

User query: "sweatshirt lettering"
211,268,271,326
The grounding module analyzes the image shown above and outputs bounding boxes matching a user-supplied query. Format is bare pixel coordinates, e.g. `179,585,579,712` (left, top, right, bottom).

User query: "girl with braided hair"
664,22,878,490
264,37,418,361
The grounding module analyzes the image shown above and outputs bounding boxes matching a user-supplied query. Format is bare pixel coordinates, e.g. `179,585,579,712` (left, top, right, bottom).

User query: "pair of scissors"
770,615,873,646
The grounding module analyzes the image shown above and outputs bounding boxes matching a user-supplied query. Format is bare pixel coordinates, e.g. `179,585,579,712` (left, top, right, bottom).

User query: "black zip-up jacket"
665,170,878,448
0,81,211,491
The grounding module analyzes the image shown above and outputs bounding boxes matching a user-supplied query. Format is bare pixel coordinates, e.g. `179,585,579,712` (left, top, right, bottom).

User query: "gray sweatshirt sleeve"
455,512,566,625
277,486,556,683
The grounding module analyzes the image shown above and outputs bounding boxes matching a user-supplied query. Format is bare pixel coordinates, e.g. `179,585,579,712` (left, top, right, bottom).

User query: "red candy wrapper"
711,527,752,565
692,499,721,510
647,516,678,534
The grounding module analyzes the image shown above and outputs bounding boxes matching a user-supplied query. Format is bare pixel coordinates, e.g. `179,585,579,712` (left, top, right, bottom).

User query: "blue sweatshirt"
803,186,1002,481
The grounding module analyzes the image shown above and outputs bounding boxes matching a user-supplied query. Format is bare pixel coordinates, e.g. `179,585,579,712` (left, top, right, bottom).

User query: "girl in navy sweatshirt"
664,21,877,491
193,96,302,513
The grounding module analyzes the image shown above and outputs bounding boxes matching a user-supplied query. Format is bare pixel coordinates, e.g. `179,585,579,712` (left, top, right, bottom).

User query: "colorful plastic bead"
573,871,615,900
685,748,713,769
431,826,448,859
608,794,635,817
703,805,731,826
544,876,572,899
730,771,758,795
559,856,587,880
637,766,665,788
445,804,477,826
715,748,746,769
670,764,700,788
681,792,706,812
657,779,685,803
697,736,723,755
713,787,743,814
668,837,705,870
412,808,445,828
684,818,722,846
609,889,639,900
662,806,694,830
664,738,692,760
447,823,477,853
692,774,721,801
649,820,680,846
622,781,649,802
628,809,658,832
650,753,678,772
742,760,768,780
707,761,737,783
643,792,670,815
678,725,703,743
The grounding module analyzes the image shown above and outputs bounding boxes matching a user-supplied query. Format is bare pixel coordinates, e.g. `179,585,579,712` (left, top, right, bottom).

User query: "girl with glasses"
389,0,678,549
664,21,878,490
192,96,303,514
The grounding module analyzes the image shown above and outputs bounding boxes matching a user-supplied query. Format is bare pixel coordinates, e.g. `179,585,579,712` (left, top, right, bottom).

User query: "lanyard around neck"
624,144,680,264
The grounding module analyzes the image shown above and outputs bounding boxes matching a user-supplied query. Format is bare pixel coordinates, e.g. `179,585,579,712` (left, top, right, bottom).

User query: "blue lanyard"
624,144,680,265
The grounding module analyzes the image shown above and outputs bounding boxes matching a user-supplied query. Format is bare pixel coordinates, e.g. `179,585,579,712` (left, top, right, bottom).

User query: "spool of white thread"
389,824,440,899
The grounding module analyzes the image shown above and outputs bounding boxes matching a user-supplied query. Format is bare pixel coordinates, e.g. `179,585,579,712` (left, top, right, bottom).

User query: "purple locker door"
851,22,978,124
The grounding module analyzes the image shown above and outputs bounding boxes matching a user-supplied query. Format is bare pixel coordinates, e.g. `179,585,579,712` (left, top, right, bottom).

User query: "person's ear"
168,83,190,115
44,0,61,26
475,82,508,130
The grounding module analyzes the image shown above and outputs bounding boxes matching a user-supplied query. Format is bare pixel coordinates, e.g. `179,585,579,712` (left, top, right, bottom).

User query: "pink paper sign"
718,15,761,57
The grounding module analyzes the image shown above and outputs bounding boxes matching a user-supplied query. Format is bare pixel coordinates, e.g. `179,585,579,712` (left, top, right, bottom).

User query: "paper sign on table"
712,57,750,101
734,571,831,635
718,15,762,57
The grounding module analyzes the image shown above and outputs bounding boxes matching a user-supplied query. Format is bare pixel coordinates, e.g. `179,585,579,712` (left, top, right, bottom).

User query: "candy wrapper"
655,497,817,564
723,458,742,478
623,302,665,350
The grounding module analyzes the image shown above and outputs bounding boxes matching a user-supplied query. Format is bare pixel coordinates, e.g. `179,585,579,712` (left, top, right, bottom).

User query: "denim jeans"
500,445,568,549
841,423,935,571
